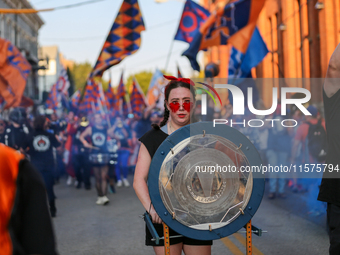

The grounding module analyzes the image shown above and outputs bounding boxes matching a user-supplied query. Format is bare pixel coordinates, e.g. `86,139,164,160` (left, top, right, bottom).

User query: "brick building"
201,0,340,106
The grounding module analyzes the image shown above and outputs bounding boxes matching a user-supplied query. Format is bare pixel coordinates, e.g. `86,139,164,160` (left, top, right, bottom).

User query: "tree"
126,70,153,95
126,69,173,95
67,67,75,96
69,62,92,91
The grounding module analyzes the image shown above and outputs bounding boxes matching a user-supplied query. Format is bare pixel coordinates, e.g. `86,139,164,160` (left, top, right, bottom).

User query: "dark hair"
152,80,196,130
34,115,47,131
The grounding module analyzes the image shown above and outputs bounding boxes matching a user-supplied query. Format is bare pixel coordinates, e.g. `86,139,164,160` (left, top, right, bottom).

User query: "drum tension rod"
209,225,212,231
172,212,175,219
170,148,174,155
239,208,245,215
237,143,242,150
203,130,206,137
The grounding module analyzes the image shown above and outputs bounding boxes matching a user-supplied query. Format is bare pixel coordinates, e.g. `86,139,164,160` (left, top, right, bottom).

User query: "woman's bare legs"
183,245,211,255
93,165,108,196
153,243,183,255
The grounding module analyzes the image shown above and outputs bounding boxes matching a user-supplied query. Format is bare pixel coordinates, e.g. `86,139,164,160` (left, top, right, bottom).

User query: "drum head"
148,122,264,240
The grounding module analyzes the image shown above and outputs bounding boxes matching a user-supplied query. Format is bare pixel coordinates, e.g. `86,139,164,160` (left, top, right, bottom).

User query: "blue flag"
174,0,210,43
228,27,268,79
182,0,265,71
228,73,259,105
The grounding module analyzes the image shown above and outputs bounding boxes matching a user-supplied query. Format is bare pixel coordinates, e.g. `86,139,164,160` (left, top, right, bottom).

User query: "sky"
29,0,204,85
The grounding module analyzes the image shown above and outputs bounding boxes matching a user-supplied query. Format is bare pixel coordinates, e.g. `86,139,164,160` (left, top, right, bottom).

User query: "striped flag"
130,77,146,116
70,89,81,109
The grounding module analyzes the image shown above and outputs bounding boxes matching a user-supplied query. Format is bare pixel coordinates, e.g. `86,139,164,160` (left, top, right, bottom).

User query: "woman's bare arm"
79,126,92,148
133,143,162,224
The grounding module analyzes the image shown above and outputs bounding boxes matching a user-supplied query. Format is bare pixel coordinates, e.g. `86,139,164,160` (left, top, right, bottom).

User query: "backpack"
307,120,327,162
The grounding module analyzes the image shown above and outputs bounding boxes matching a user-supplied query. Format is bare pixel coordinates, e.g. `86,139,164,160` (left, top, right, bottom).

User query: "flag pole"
164,38,175,72
99,80,112,128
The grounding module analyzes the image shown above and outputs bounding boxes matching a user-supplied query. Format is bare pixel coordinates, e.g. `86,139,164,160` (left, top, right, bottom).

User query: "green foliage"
69,62,109,92
69,62,93,91
101,79,109,91
126,69,173,95
126,70,153,95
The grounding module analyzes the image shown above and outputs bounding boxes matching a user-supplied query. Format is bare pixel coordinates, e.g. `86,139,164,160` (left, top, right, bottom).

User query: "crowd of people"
0,103,164,216
0,93,329,215
0,76,336,254
203,100,328,209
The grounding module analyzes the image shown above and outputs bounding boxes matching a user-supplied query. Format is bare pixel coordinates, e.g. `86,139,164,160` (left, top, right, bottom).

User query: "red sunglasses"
169,101,193,113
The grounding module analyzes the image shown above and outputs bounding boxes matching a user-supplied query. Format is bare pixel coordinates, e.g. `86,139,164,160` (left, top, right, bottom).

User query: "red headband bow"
163,75,195,87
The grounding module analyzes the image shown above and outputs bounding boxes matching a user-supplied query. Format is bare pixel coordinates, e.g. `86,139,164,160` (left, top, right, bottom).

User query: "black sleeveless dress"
139,127,213,246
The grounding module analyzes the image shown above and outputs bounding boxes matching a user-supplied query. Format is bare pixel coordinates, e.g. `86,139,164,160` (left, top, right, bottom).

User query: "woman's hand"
149,205,162,224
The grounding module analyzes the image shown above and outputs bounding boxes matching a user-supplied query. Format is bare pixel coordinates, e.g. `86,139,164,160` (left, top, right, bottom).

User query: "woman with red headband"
133,76,212,255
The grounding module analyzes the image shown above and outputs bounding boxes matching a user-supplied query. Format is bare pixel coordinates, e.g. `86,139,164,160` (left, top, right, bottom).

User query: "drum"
107,139,118,153
108,154,118,165
107,139,118,165
89,153,110,165
148,122,265,240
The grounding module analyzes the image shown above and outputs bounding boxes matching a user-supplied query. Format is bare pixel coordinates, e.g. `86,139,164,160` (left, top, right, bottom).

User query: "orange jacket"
0,144,24,255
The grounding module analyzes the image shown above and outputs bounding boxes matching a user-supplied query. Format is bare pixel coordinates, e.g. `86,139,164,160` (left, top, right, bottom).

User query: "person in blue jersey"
80,113,114,206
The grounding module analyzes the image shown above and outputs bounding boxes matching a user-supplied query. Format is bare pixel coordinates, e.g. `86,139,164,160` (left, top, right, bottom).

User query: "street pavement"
52,176,329,255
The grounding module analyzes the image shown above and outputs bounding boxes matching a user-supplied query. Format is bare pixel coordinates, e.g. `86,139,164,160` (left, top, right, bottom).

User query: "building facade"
201,0,340,106
0,0,44,101
38,45,61,102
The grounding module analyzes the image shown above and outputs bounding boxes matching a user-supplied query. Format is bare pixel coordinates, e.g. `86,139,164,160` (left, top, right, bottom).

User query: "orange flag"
0,38,31,108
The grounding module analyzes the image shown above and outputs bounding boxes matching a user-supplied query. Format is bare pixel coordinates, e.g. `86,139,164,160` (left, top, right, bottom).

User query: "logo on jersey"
92,132,105,147
33,135,50,151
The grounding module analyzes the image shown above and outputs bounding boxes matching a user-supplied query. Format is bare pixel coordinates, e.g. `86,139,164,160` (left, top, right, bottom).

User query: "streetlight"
314,1,324,10
278,23,287,31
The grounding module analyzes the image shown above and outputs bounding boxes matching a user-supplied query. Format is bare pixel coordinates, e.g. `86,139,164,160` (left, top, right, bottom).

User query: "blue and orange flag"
45,83,59,110
116,73,129,116
90,0,145,77
146,69,166,108
182,0,265,71
130,77,146,116
70,89,81,110
79,79,102,113
228,27,268,80
0,38,31,109
104,79,117,111
174,0,210,43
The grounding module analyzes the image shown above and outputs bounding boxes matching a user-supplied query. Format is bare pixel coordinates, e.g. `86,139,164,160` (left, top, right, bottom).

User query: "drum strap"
160,124,168,134
163,223,170,255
